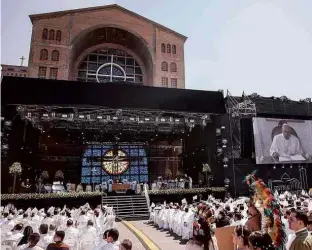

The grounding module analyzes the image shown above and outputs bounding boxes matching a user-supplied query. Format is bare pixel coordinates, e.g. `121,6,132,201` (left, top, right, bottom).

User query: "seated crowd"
0,204,132,250
150,193,312,250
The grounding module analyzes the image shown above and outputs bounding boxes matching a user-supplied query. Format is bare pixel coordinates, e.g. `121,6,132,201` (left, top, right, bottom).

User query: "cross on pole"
20,56,25,66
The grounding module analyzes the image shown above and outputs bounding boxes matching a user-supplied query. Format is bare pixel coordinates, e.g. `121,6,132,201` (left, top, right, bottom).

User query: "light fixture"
42,114,49,117
61,114,67,118
221,126,225,129
79,115,84,119
97,116,103,119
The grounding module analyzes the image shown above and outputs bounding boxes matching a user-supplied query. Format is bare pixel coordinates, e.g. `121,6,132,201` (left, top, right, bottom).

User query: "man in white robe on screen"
270,124,303,158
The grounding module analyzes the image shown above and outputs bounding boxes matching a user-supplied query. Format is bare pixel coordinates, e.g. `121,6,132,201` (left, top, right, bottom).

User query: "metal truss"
226,90,257,118
15,105,212,134
225,91,257,159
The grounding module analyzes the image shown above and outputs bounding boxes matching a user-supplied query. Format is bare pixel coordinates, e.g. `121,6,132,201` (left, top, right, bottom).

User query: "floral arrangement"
165,168,172,179
176,169,183,177
54,170,64,180
1,191,104,201
9,162,22,174
202,163,211,173
245,171,286,250
148,187,225,195
41,171,50,180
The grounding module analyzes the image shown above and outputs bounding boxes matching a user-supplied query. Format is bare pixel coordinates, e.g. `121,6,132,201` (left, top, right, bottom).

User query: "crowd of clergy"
0,204,132,250
149,191,312,250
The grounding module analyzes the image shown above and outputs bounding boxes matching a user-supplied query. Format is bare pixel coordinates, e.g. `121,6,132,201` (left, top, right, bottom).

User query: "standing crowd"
149,192,312,250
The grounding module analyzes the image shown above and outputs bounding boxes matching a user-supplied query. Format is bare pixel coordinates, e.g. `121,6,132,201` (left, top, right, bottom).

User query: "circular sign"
102,149,129,175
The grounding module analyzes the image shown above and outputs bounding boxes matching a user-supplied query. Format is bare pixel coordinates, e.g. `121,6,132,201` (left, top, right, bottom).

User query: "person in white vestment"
41,213,54,227
79,220,97,239
270,124,303,158
182,208,195,241
77,210,89,229
63,219,79,240
37,224,53,249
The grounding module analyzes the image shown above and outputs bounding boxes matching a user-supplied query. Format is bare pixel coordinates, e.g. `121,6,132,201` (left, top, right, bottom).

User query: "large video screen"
253,118,312,164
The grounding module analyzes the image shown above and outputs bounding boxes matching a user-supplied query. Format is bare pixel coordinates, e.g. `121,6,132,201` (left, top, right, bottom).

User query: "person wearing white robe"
270,124,303,158
181,208,195,240
162,207,170,230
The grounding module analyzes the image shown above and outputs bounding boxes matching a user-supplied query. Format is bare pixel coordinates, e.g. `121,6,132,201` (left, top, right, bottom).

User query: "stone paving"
129,220,186,250
116,221,146,250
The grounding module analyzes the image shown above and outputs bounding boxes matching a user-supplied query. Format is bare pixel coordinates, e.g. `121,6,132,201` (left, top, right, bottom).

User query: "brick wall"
28,6,186,88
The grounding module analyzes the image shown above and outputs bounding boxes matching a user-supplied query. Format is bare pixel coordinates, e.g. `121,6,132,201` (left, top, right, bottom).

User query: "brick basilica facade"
2,4,187,89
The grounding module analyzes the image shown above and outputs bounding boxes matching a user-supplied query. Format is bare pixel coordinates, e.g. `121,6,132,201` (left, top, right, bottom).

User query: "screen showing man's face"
282,125,291,140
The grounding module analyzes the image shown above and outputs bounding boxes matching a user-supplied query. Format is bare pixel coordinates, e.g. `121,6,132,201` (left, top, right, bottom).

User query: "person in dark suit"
288,210,312,250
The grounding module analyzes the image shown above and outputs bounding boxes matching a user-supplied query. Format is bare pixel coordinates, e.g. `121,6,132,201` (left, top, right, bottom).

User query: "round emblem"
102,149,129,175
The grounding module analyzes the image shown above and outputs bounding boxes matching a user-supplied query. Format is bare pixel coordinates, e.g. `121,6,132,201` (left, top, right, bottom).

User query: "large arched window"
167,44,171,53
56,30,62,41
81,143,148,184
40,49,48,60
172,45,177,54
77,48,144,84
42,29,48,40
161,61,168,71
49,29,55,40
161,43,166,53
170,62,177,72
51,50,59,61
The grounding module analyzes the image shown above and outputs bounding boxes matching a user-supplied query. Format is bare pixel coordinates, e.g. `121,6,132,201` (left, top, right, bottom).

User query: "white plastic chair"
64,239,77,250
80,240,95,250
1,240,17,250
1,245,13,250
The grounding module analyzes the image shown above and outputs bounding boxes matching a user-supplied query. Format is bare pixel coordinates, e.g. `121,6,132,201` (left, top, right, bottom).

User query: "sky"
1,0,312,100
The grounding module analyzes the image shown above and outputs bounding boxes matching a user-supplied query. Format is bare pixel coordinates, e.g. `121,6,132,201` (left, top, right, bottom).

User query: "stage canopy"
1,76,226,114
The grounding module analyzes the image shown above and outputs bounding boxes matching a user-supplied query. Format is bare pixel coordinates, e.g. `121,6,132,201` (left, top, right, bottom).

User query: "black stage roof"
1,76,226,114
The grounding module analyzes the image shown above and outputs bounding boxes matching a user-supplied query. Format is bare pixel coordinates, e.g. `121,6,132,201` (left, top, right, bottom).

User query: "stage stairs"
102,195,149,219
